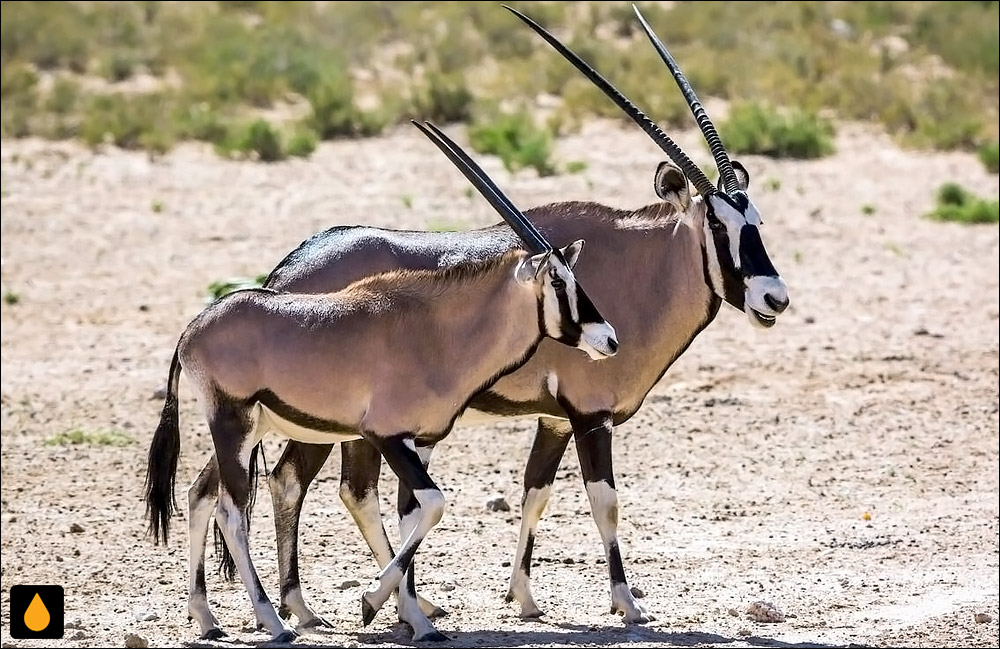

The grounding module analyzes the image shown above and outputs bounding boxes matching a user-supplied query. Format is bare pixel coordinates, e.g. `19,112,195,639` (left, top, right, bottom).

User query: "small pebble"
747,600,785,623
974,613,992,624
485,496,510,512
70,523,84,534
338,579,361,590
440,581,456,592
124,632,149,648
728,607,739,617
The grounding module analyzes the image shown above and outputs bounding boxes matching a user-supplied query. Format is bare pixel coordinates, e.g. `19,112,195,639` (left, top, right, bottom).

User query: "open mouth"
749,308,777,329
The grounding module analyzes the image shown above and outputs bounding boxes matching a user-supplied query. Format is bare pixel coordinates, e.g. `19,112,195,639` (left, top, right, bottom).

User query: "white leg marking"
215,491,297,640
584,481,653,624
507,485,551,618
187,471,223,638
365,487,445,615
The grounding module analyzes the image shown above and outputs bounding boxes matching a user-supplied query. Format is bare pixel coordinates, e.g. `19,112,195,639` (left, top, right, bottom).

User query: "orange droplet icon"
24,593,51,632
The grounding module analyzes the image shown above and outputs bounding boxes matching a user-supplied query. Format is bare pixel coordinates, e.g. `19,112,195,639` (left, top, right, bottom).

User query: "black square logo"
9,585,64,639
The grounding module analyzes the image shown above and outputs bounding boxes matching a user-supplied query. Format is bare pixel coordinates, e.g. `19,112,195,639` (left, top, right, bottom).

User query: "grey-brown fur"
146,243,616,642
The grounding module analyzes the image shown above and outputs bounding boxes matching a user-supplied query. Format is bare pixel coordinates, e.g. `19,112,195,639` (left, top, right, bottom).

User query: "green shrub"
978,141,999,174
287,130,318,158
206,274,268,301
719,102,835,159
926,183,999,224
46,429,134,447
409,71,473,124
220,119,286,162
79,93,175,152
468,111,557,177
305,69,384,139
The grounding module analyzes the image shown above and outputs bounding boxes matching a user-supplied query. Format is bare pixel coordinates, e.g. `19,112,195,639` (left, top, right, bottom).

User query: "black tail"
145,348,182,545
214,442,262,581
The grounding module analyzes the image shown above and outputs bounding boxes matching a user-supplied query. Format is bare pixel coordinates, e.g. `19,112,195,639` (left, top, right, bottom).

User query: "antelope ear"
716,159,751,192
654,161,691,210
516,251,551,283
560,239,584,269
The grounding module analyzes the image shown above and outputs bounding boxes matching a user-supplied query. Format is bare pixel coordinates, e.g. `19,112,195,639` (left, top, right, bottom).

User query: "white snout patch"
744,275,789,329
579,322,618,360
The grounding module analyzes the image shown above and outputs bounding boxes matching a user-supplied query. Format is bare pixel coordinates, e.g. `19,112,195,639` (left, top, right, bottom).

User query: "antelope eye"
708,217,726,232
550,278,566,291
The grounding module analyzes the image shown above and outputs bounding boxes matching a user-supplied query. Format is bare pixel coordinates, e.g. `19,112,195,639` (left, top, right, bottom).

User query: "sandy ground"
1,120,998,649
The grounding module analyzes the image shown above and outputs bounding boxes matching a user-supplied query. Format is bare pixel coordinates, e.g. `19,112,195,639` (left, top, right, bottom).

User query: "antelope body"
145,124,617,642
196,5,792,641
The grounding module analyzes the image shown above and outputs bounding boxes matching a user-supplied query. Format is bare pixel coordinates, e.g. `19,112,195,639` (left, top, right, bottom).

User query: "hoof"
520,609,545,620
271,629,299,644
361,595,377,627
300,615,334,629
426,606,448,619
414,630,449,642
200,628,227,640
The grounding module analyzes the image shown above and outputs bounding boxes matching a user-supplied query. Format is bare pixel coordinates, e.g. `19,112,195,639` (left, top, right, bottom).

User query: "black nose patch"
739,225,778,278
575,289,604,325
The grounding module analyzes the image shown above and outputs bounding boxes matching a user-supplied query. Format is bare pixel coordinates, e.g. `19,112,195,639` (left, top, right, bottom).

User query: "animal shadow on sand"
180,619,870,648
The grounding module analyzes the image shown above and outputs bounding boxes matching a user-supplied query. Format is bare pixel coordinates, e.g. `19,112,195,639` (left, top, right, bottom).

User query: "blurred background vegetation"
1,0,998,169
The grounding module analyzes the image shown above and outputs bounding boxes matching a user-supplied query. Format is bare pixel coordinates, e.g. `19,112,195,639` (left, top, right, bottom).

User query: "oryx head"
413,121,618,360
514,239,618,360
507,4,790,330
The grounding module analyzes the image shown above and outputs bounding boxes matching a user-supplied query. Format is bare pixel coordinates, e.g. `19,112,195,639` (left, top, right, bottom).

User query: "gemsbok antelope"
204,4,791,640
144,121,618,643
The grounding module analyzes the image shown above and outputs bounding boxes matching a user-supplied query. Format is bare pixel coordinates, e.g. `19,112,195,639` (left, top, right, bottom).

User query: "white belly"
256,403,363,445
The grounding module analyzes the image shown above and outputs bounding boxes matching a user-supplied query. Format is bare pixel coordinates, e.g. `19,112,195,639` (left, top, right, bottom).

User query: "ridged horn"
504,4,716,197
632,4,740,195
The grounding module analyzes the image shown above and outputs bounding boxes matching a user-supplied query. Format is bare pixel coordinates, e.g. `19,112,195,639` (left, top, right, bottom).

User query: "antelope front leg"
573,414,653,624
269,440,334,628
506,417,572,618
361,436,446,640
341,440,445,641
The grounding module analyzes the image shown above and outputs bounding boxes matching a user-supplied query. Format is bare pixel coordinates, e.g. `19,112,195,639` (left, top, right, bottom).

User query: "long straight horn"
412,120,552,254
504,4,716,198
631,4,740,196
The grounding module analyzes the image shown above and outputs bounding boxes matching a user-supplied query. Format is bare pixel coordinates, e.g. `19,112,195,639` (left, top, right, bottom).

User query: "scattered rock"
338,579,361,590
485,496,510,512
629,586,645,599
69,523,85,533
151,385,168,400
135,610,159,622
747,600,786,623
440,580,456,592
562,557,575,564
70,630,87,641
64,618,84,630
728,607,739,617
736,627,751,637
124,632,149,648
974,613,992,624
